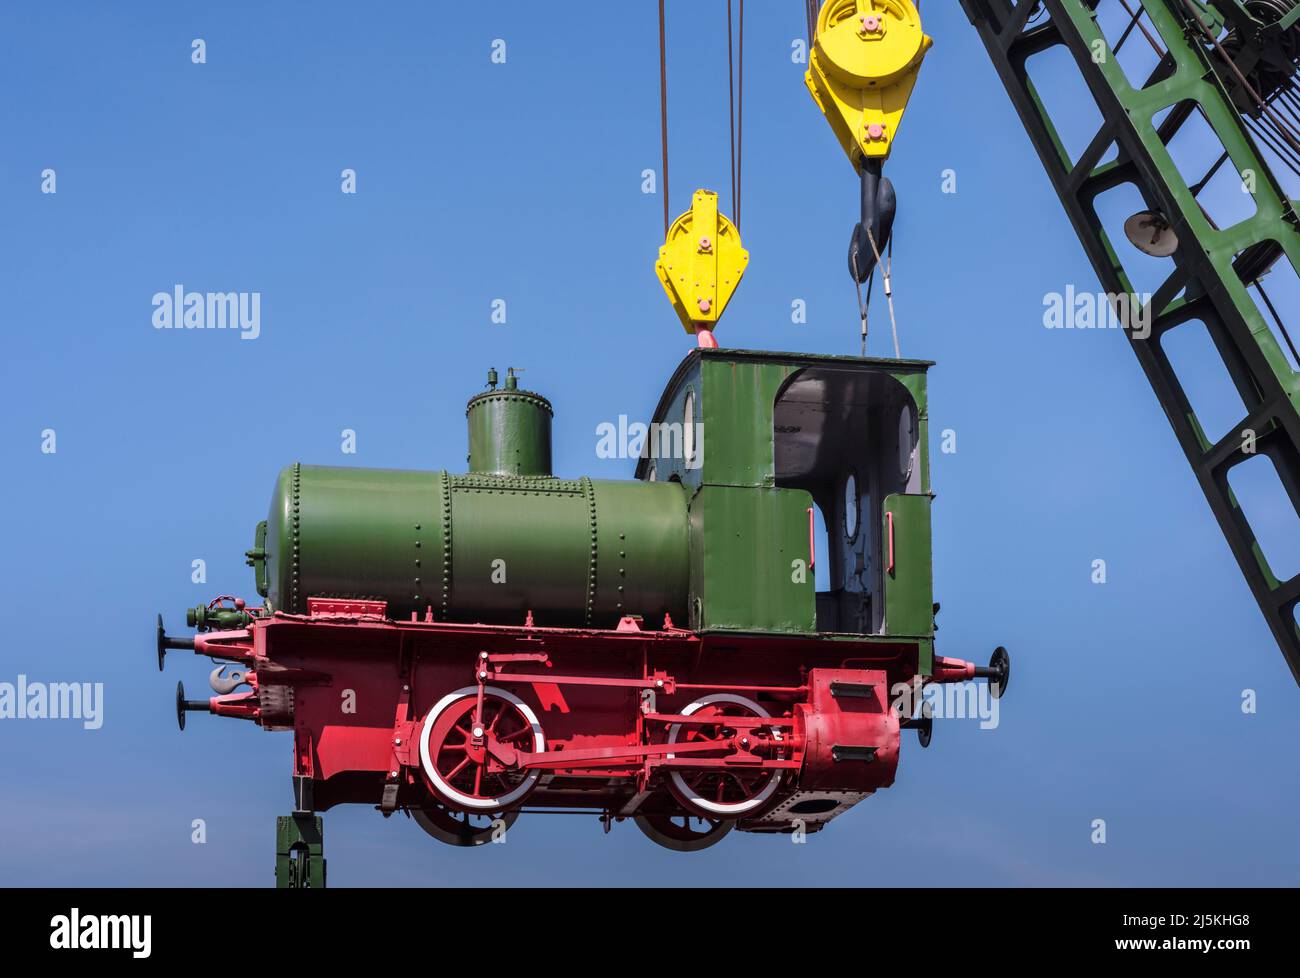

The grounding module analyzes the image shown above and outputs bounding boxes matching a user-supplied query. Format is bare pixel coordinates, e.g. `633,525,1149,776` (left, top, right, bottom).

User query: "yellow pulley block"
655,189,749,339
805,0,932,170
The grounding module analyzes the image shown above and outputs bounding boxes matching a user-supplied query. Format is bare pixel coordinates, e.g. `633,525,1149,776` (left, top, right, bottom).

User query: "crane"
805,0,1300,682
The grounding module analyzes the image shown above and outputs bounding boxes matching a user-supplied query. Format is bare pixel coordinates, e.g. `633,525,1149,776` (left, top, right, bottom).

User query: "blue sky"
1,1,1297,886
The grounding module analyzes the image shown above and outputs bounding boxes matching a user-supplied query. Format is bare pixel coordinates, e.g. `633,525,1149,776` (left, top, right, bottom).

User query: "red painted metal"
930,654,977,683
307,597,389,617
795,668,899,792
484,669,675,694
886,510,895,575
186,604,984,834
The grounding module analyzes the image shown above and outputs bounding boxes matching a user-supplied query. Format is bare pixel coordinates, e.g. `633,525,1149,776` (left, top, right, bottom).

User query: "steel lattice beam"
960,0,1300,681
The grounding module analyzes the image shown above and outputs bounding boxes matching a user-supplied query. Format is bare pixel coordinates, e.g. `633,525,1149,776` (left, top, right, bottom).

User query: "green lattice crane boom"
953,0,1300,682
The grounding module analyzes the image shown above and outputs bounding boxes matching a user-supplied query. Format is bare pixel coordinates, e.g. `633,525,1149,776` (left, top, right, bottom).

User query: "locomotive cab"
635,348,934,642
774,364,926,636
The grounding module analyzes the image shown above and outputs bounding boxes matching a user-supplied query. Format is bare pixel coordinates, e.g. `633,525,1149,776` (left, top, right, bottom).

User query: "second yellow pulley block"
805,0,932,170
655,189,749,336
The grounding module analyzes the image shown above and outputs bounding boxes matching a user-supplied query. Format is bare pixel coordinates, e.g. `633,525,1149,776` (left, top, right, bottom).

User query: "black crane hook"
848,159,896,283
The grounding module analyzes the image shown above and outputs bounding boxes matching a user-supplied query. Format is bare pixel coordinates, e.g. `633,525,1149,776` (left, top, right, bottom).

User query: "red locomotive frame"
178,597,1000,850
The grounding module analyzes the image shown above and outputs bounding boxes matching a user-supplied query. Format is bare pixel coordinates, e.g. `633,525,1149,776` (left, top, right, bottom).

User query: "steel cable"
659,0,670,235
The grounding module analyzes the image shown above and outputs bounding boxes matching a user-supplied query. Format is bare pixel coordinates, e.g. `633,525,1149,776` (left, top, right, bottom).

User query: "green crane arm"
958,0,1300,682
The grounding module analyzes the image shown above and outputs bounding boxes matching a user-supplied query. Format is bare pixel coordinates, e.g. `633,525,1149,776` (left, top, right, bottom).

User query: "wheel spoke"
445,756,470,781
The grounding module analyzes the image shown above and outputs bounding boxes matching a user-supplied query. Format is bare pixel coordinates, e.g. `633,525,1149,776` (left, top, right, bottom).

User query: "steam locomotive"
158,346,1008,870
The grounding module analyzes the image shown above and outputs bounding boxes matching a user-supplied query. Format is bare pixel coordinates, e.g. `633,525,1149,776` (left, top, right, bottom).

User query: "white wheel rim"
667,693,782,817
419,685,544,811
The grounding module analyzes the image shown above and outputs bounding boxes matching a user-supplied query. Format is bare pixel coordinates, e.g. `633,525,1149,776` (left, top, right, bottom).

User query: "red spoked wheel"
633,811,734,852
666,693,784,819
419,686,544,811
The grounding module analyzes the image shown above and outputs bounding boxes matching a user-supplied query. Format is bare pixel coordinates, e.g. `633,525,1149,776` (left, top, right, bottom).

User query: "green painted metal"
962,0,1300,681
186,604,254,630
466,368,554,477
689,485,818,632
246,519,268,596
261,464,688,626
448,473,688,625
255,350,935,641
264,464,449,617
275,814,325,888
882,493,934,636
698,357,795,488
